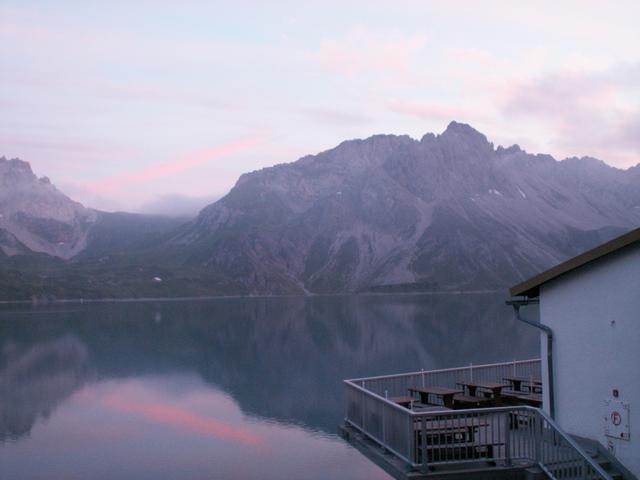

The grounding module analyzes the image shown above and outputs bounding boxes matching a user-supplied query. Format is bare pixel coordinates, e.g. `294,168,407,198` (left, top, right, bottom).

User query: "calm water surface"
0,294,538,479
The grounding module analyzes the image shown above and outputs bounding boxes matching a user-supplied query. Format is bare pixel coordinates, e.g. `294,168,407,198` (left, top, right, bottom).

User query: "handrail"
409,406,614,479
534,406,614,480
346,358,541,383
343,379,413,415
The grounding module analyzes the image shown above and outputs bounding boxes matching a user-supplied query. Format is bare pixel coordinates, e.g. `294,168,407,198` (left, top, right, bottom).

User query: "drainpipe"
506,297,555,419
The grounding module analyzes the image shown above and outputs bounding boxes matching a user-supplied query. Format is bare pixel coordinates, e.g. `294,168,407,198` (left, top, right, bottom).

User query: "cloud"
501,63,640,166
92,82,235,112
138,193,219,217
84,133,267,194
387,101,482,123
56,181,126,212
316,26,427,80
295,107,372,126
0,135,128,156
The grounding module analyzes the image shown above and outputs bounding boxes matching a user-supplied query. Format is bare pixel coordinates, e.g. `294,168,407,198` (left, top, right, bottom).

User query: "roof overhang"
510,227,640,298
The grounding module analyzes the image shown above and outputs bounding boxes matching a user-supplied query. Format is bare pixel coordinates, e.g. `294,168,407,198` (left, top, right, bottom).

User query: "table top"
457,380,510,390
409,386,461,396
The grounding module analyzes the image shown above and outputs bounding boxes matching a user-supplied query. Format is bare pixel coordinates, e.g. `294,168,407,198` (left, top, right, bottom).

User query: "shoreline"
0,289,506,306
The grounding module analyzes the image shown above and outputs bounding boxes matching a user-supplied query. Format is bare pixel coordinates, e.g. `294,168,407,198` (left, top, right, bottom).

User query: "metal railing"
350,358,541,401
344,359,613,479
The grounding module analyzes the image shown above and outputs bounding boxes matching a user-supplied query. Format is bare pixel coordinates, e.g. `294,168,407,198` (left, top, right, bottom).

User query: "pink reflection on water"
101,391,265,448
2,376,388,480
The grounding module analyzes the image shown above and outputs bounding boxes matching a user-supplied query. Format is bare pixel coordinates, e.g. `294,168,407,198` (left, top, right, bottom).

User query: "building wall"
540,244,640,477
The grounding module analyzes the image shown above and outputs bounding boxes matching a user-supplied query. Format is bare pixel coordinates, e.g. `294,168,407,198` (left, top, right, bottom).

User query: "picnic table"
413,416,499,462
415,416,490,443
503,376,542,393
408,386,461,408
456,380,510,400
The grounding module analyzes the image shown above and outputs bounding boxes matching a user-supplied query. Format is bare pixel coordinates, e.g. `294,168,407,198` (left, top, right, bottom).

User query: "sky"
1,1,639,215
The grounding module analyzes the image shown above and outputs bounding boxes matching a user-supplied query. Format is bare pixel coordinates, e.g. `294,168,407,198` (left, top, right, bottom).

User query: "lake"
0,293,539,479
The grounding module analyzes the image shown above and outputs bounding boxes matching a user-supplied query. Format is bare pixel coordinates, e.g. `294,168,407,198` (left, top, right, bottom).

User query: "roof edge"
510,226,640,298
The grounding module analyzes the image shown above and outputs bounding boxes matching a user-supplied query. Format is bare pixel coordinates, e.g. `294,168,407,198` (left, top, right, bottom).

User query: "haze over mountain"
0,157,185,263
1,122,639,299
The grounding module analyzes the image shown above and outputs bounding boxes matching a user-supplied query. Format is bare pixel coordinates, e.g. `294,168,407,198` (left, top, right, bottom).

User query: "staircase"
572,437,634,480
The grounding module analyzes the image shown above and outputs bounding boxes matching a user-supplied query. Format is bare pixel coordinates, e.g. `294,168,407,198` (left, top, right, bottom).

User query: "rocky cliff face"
0,157,96,259
169,122,640,294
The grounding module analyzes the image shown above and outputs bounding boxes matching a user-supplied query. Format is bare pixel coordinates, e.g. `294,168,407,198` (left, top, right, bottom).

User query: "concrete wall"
539,244,640,477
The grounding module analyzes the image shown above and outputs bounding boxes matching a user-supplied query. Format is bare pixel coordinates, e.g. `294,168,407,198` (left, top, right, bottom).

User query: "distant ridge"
1,122,639,299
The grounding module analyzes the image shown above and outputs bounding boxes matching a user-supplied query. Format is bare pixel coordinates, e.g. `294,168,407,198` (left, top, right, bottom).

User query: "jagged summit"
496,144,523,155
440,120,490,144
443,120,481,135
0,156,36,184
0,156,31,168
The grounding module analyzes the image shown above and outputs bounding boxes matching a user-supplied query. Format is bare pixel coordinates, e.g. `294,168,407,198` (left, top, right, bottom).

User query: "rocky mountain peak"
441,121,490,144
0,156,96,258
173,122,640,295
0,157,36,185
496,144,523,155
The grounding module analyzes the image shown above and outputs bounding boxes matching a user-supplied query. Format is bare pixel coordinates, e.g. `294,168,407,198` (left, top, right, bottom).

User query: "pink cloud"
85,133,267,194
447,47,499,66
317,26,427,79
501,63,640,166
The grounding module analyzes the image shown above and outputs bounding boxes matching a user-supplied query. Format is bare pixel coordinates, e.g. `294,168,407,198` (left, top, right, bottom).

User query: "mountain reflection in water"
0,294,538,479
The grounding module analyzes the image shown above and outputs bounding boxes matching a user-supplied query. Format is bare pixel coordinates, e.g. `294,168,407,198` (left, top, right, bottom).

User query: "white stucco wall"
539,244,640,477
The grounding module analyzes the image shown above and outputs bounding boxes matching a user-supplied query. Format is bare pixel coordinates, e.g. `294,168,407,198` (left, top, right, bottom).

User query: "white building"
510,227,640,478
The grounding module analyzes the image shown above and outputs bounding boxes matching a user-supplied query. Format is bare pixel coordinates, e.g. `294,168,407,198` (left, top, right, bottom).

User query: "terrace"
341,359,616,479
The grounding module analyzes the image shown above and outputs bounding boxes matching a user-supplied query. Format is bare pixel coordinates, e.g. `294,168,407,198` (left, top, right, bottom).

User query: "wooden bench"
389,396,416,408
416,440,505,463
452,394,493,409
501,391,542,407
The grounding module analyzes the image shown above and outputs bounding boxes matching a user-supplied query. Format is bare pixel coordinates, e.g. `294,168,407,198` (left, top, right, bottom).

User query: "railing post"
382,402,386,451
534,412,541,463
504,411,512,466
361,381,366,429
408,414,413,464
420,416,429,474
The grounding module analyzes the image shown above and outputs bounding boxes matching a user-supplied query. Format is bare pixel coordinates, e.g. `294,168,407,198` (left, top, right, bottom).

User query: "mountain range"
1,122,639,300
